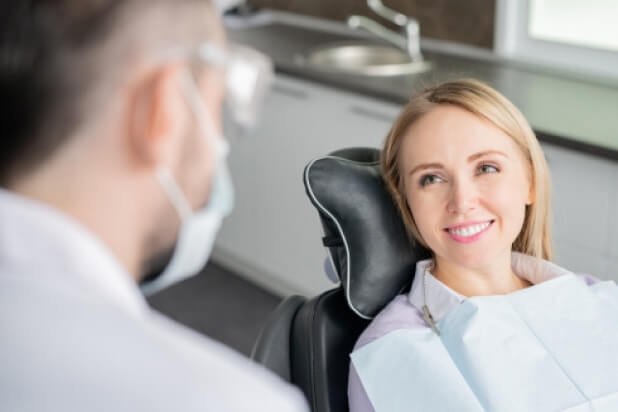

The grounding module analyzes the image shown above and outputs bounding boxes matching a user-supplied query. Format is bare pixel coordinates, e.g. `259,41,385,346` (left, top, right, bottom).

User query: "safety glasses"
162,42,275,131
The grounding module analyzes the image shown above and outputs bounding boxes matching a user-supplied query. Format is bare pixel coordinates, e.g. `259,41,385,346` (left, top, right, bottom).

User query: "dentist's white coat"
0,189,308,412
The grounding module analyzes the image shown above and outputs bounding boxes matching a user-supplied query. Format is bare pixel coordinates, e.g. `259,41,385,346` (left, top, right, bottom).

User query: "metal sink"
295,41,432,77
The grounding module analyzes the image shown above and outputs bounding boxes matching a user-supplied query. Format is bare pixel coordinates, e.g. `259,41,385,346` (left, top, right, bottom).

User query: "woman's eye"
420,174,443,186
478,164,499,174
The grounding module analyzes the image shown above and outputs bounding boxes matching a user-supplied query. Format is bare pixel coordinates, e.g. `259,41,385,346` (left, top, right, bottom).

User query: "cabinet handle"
272,84,310,100
349,105,396,124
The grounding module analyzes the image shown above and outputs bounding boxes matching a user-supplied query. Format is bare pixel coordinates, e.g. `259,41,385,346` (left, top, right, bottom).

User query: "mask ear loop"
178,69,233,212
180,70,221,143
154,71,217,222
180,69,230,156
156,167,193,220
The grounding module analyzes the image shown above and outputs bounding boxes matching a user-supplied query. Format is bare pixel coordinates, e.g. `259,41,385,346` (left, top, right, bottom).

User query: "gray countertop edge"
277,66,618,162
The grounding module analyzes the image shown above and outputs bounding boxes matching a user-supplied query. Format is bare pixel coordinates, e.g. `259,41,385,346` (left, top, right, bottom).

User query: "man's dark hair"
0,0,212,187
0,1,128,186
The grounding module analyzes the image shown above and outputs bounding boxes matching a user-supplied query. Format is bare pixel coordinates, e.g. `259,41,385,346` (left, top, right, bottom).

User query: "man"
0,1,307,411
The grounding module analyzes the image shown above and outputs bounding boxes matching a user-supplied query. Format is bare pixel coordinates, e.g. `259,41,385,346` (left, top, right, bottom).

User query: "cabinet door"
541,142,618,280
607,161,618,279
215,75,402,296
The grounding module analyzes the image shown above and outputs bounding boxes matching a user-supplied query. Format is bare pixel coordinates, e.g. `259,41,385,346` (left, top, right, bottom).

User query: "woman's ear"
126,63,187,169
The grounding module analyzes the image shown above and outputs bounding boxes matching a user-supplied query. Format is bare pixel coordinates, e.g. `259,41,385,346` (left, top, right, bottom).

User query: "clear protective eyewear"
161,42,275,131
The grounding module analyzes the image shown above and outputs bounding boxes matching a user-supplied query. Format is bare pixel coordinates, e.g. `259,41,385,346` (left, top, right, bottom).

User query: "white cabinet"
214,74,402,296
541,142,618,281
609,164,618,261
606,162,618,279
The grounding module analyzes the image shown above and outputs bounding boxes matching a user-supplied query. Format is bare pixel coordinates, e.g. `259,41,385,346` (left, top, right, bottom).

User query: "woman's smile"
444,219,495,243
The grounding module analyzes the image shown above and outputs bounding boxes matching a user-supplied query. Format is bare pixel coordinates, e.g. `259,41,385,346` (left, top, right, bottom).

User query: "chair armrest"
251,295,306,382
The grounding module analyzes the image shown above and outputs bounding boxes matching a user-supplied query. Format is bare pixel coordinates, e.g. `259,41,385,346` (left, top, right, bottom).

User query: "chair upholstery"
290,288,369,412
303,147,429,319
252,295,306,382
253,147,425,411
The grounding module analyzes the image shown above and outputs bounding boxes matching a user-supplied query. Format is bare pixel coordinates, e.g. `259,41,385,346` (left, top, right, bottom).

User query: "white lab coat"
0,189,308,412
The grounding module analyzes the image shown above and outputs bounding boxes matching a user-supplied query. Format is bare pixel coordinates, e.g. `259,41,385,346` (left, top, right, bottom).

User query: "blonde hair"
381,79,553,261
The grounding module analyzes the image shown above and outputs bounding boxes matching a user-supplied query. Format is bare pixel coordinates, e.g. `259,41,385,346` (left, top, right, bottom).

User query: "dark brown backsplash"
246,0,495,49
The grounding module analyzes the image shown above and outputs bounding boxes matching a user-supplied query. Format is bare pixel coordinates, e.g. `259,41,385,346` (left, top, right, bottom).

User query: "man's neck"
9,160,146,283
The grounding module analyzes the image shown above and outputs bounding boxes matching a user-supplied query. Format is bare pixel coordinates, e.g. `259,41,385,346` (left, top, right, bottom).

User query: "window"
494,0,618,80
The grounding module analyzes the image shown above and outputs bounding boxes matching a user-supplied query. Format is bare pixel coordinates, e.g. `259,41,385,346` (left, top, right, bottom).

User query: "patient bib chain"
422,267,441,336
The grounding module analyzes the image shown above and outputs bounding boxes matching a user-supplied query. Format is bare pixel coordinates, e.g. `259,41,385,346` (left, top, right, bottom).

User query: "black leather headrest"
303,147,430,319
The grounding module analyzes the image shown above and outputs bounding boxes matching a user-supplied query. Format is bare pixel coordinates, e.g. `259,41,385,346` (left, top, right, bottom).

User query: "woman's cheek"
483,180,528,231
409,196,440,245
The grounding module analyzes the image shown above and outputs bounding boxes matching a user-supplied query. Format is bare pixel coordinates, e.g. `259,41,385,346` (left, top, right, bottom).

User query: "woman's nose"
446,178,477,215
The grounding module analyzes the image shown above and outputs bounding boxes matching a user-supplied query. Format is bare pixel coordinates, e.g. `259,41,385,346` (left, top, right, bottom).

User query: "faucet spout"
367,0,408,26
347,15,405,50
347,15,423,62
347,0,424,61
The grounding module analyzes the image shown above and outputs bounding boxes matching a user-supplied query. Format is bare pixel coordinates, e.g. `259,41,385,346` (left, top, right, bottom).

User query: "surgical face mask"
140,42,272,295
140,73,234,296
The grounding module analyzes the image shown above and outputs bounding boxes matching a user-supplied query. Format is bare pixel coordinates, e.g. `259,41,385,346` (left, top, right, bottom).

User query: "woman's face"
401,105,534,270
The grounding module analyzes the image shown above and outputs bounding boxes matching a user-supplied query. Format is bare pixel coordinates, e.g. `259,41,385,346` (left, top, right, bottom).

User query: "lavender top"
347,252,600,412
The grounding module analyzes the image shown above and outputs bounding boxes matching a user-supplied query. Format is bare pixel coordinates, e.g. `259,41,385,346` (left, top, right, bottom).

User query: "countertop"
226,11,618,161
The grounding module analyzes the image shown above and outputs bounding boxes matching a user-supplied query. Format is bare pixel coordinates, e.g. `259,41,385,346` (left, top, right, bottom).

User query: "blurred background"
151,0,618,354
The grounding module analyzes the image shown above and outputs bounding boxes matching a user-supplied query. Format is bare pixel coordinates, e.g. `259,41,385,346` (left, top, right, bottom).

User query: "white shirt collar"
408,251,573,322
0,189,148,317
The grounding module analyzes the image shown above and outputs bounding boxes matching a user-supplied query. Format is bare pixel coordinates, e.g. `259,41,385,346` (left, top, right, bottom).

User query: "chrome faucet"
347,0,423,62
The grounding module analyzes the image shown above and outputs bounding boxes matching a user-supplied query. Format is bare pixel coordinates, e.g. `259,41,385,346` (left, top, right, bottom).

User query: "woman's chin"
435,249,505,271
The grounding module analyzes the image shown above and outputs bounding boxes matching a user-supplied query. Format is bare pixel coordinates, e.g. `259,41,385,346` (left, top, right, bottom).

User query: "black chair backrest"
291,289,369,412
252,289,368,412
253,147,427,412
252,295,306,382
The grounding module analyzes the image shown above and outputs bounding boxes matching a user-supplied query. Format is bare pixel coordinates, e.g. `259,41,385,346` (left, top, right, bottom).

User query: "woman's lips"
444,220,494,243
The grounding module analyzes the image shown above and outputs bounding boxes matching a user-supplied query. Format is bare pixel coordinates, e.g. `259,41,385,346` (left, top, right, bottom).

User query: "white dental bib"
351,274,618,412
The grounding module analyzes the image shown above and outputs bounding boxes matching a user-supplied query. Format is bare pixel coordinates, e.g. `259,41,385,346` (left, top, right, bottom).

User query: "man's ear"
126,63,187,168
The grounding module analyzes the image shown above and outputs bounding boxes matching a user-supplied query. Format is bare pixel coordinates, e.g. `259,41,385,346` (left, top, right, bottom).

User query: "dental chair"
251,148,430,412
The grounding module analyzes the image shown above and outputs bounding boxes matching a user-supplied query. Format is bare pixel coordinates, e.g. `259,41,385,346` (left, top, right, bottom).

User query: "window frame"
494,0,618,81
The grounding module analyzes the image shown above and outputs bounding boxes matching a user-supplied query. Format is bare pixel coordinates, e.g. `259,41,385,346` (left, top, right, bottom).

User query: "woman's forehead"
401,105,520,165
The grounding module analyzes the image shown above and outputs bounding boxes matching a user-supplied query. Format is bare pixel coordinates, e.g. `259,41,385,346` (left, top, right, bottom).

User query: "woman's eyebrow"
407,151,508,176
468,150,508,162
408,162,443,176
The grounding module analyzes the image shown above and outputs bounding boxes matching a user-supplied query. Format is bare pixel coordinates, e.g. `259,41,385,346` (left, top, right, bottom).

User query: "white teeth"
449,221,491,237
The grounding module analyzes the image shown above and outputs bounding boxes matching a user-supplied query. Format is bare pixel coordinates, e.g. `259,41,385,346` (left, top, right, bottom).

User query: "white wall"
542,142,618,281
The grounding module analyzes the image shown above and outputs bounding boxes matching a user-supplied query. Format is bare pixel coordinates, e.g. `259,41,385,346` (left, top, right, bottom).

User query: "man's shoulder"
0,274,308,412
147,311,308,409
353,294,427,351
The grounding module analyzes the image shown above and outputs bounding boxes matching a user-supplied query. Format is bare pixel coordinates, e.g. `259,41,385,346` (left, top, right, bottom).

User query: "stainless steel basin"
295,41,432,77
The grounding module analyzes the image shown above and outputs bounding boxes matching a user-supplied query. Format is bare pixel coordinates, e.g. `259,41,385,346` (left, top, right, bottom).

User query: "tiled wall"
247,0,496,49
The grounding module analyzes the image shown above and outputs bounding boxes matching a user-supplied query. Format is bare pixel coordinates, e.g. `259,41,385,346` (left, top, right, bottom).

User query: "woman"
347,79,618,412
